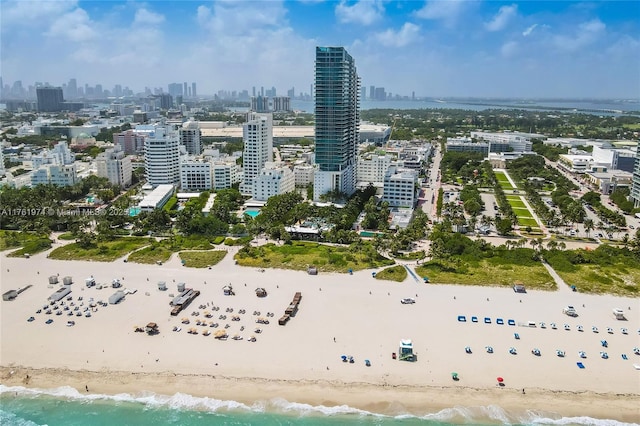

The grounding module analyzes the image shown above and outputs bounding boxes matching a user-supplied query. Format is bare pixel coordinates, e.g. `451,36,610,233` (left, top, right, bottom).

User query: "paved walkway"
541,261,572,293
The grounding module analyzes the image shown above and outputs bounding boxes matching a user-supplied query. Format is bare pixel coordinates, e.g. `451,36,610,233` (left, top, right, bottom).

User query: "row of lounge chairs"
458,315,516,326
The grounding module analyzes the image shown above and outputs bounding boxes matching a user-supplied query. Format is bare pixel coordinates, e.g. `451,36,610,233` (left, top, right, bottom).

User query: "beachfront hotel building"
144,125,181,187
213,162,241,190
240,112,273,195
313,46,360,200
631,148,640,208
357,154,394,184
179,157,212,191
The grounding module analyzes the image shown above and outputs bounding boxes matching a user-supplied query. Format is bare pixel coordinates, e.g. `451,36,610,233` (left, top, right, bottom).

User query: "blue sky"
1,0,639,98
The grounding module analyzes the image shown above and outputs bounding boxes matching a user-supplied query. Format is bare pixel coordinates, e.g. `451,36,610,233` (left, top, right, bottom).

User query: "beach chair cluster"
30,294,104,325
279,292,302,326
457,315,515,326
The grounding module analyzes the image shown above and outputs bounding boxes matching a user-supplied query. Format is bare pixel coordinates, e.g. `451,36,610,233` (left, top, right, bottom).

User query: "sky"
1,0,639,99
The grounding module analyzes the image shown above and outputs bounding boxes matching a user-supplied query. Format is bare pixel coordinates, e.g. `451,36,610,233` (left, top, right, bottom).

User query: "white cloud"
0,0,77,26
501,41,518,57
335,0,384,26
414,0,469,25
485,4,517,32
374,23,421,47
46,8,97,42
133,8,165,26
553,19,605,51
522,24,538,37
197,1,287,35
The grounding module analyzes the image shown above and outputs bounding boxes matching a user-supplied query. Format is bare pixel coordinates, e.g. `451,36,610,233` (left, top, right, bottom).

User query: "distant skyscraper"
313,46,359,201
183,82,188,97
631,148,640,208
241,112,273,195
374,87,386,101
369,85,375,100
159,93,173,109
168,83,182,97
192,82,197,98
67,78,77,99
36,87,64,112
360,86,366,101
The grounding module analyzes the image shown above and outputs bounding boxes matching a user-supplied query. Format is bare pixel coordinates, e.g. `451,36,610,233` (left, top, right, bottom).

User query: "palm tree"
583,219,594,238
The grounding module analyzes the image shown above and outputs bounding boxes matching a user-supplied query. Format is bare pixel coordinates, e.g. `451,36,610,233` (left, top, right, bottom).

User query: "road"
418,144,442,219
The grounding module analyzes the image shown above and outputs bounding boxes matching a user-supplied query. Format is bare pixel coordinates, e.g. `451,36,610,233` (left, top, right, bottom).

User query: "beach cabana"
145,322,159,335
398,339,415,362
255,288,267,297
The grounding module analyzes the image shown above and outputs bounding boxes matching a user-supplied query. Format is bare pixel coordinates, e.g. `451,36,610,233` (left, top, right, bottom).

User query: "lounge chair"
514,333,520,340
621,328,628,334
601,340,608,347
539,322,546,328
457,315,466,322
550,323,557,329
577,362,585,369
607,327,614,334
365,359,371,367
509,347,517,355
600,352,609,359
556,350,565,357
465,346,472,354
578,351,587,358
496,318,504,325
484,317,491,324
577,325,584,332
592,326,598,333
531,348,541,356
507,319,515,326
471,316,478,323
622,354,628,360
486,346,493,353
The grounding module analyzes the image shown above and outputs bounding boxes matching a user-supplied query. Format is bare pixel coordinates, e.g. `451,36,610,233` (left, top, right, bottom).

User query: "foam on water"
1,384,635,425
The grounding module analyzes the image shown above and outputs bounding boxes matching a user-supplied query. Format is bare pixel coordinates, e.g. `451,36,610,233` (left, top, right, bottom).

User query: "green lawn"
507,199,527,209
494,171,515,188
179,251,227,268
517,217,539,227
48,237,149,262
374,265,408,282
126,235,214,264
235,241,395,273
416,259,555,290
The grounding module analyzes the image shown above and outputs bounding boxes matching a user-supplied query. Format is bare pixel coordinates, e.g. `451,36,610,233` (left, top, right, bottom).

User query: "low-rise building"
31,164,78,186
180,157,212,191
253,162,295,201
138,184,174,212
357,154,394,184
585,170,633,194
382,166,418,208
212,162,241,190
293,164,315,187
446,139,490,156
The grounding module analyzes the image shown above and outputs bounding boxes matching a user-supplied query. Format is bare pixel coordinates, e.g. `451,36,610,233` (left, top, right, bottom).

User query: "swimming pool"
360,231,383,237
244,209,260,218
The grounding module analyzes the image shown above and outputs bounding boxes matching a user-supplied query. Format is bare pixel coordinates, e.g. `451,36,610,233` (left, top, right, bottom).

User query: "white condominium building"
144,125,180,187
179,121,202,155
470,131,543,152
31,164,78,187
96,146,132,187
213,162,241,190
293,164,315,187
382,166,418,208
357,154,393,184
179,157,212,191
241,112,273,194
253,162,295,201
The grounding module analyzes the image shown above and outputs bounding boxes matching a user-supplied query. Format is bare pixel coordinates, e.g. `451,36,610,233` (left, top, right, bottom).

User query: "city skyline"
1,1,639,99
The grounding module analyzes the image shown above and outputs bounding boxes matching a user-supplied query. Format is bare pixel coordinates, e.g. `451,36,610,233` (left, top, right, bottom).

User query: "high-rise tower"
631,148,640,208
240,112,273,195
313,46,360,201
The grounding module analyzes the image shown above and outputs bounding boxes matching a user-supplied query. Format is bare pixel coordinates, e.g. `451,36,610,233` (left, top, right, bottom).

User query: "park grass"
494,171,515,188
517,217,539,227
57,232,76,241
179,250,227,268
235,241,395,273
48,237,149,262
507,199,527,209
374,265,408,282
416,259,555,290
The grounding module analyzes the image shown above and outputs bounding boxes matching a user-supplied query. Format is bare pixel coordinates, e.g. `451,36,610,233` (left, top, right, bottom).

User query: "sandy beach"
1,242,639,421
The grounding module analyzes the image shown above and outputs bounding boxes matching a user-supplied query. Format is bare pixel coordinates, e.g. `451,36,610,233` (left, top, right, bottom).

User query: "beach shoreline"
1,246,639,423
1,366,639,422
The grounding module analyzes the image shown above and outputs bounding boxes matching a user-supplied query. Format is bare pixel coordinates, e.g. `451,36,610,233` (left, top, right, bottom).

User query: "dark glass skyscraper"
36,87,64,112
313,46,360,200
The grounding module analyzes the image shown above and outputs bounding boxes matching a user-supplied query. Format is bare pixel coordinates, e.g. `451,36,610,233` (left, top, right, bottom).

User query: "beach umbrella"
497,377,504,383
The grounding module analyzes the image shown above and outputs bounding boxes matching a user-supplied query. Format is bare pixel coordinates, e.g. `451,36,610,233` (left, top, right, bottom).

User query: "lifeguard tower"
399,339,416,362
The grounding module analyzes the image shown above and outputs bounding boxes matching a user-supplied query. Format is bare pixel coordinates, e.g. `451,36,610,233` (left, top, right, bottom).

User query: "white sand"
1,243,639,420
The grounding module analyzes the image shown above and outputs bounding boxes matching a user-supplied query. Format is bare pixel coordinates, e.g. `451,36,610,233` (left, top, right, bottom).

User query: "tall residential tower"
313,46,360,201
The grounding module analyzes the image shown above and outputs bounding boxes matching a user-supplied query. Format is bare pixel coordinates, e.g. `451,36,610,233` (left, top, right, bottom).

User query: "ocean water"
0,385,636,426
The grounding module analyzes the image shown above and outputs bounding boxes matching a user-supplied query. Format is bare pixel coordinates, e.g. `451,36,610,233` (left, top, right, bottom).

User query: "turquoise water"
360,231,383,238
244,209,260,218
129,207,141,217
0,385,634,426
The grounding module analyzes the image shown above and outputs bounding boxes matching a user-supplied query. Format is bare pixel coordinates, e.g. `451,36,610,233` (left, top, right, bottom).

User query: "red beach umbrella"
497,377,504,383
